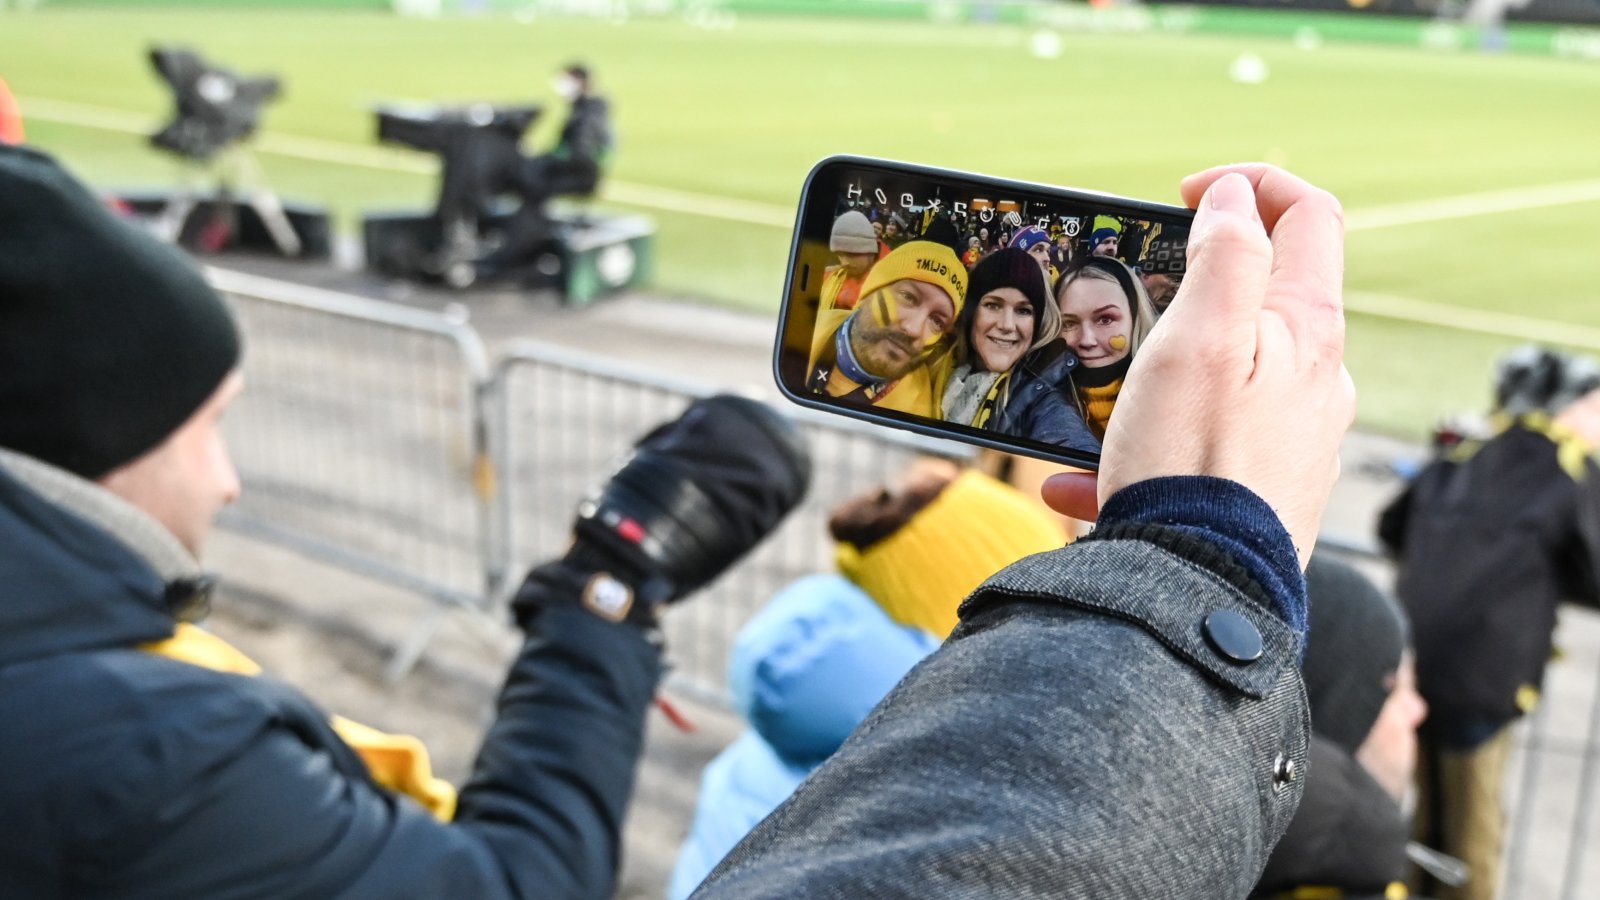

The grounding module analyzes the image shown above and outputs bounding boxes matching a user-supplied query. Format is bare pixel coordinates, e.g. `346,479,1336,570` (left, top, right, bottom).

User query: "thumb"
1162,173,1273,337
1040,472,1100,522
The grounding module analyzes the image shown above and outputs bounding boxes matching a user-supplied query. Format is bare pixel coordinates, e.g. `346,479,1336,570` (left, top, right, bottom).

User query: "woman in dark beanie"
1252,554,1432,900
942,248,1098,452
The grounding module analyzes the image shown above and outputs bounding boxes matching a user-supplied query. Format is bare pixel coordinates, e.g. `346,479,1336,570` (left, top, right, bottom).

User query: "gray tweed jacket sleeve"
692,536,1310,899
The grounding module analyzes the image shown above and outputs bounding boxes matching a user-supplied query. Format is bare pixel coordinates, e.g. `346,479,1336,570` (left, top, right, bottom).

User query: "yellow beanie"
858,240,969,321
835,469,1067,638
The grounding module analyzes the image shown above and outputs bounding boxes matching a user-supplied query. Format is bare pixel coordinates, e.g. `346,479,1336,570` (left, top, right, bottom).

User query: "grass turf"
6,8,1600,434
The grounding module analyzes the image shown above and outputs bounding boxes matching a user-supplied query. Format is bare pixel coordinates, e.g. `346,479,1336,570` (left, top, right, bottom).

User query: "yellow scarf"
1080,378,1122,441
141,623,458,821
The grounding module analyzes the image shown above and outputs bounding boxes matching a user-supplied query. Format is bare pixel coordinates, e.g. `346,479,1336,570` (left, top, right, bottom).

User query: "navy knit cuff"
1095,476,1307,644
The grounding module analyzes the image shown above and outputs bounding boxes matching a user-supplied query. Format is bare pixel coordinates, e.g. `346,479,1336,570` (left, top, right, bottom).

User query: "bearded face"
848,279,956,380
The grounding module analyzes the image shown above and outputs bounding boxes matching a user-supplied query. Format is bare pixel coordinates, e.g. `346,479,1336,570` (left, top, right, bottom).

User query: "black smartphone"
774,155,1195,470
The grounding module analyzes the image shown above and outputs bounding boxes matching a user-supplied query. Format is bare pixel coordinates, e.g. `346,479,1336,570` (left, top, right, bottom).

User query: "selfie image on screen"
778,165,1190,463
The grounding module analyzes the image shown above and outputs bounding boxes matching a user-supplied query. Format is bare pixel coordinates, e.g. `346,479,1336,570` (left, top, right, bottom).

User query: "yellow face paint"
1109,335,1128,352
872,289,895,328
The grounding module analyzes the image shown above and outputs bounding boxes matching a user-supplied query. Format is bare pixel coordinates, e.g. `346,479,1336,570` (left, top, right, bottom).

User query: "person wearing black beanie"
0,146,813,899
1303,554,1413,757
964,250,1101,453
0,144,242,483
940,247,1058,430
1253,553,1430,899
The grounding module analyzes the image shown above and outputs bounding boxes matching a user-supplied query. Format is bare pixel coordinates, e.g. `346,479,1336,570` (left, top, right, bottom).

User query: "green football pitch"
6,8,1600,434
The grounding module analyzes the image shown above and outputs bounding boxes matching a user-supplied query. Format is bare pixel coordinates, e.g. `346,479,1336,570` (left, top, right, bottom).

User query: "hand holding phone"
1044,166,1354,566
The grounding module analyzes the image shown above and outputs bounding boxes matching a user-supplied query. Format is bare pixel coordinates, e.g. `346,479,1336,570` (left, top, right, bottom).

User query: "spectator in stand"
1088,225,1120,258
668,461,1067,898
818,210,883,315
1053,256,1160,441
1379,345,1600,900
1052,230,1074,272
961,235,982,269
1137,261,1181,314
1009,225,1057,284
806,240,967,418
1135,228,1189,316
940,248,1097,452
883,214,908,248
1253,554,1429,899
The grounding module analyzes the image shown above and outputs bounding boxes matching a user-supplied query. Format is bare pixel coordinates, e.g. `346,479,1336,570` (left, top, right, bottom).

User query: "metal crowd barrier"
211,269,497,676
210,271,1594,899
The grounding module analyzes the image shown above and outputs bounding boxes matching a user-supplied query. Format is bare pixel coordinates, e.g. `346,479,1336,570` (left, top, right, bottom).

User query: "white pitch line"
1345,291,1600,351
1345,180,1600,232
20,96,793,226
21,95,1600,234
33,95,1600,234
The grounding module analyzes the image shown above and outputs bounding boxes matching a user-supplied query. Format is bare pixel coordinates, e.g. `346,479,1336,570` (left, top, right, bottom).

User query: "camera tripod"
149,144,303,257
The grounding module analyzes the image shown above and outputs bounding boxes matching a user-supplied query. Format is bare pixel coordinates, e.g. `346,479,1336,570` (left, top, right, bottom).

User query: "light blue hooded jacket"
668,575,938,898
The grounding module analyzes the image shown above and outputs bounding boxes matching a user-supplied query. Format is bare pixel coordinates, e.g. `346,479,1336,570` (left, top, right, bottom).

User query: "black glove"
513,394,811,628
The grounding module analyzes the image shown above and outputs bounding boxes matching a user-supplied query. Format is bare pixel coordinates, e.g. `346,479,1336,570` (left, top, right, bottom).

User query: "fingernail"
1190,173,1257,247
1208,172,1255,213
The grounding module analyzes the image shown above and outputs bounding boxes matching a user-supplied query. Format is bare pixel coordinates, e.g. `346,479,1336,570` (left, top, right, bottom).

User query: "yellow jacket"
808,308,949,419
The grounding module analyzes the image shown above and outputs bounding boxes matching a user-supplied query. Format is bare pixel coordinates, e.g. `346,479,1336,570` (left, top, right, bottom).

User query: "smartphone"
774,155,1194,470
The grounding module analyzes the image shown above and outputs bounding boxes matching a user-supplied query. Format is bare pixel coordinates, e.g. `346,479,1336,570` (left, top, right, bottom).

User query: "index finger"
1182,164,1345,359
1180,164,1333,231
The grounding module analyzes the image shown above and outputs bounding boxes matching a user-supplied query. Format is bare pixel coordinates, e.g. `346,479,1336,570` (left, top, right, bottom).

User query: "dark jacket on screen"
993,345,1102,455
0,448,661,900
1252,736,1411,899
1378,417,1600,748
693,512,1311,898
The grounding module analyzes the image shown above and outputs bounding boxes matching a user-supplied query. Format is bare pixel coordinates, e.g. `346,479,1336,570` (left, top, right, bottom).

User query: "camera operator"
478,62,614,279
695,164,1355,898
0,145,808,899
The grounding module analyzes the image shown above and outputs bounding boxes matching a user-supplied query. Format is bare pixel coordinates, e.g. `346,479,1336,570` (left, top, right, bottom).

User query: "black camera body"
148,47,282,162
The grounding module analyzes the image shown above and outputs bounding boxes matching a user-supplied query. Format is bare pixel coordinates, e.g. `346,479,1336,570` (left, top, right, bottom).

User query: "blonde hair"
1054,258,1157,359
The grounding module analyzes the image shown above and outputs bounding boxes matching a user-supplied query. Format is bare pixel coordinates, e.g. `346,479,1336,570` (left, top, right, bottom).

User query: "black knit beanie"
965,247,1049,322
1303,554,1411,755
0,145,241,479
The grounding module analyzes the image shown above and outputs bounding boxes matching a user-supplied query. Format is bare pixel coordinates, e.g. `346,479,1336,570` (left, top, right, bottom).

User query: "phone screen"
775,157,1194,469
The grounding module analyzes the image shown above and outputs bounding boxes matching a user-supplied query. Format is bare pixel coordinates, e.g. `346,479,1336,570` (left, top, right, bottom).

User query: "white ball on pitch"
1229,53,1269,85
1030,30,1063,60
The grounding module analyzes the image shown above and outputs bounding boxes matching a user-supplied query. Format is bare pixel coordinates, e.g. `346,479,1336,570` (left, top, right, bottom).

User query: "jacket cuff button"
1202,609,1263,663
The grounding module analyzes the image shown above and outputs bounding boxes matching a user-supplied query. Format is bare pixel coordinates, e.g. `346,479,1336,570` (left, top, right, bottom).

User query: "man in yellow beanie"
807,239,968,419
